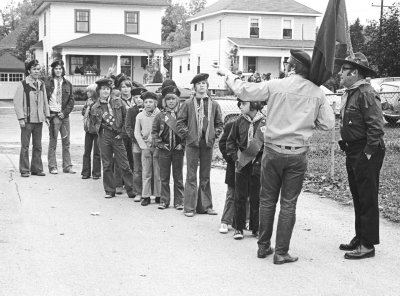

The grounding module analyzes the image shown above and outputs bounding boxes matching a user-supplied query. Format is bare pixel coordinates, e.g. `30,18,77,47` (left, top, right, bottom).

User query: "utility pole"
372,0,394,38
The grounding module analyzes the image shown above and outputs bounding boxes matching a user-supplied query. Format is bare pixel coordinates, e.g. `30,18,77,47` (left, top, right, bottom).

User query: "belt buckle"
291,146,295,152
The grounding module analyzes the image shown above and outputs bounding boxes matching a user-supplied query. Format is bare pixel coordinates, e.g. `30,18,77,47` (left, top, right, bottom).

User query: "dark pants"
345,143,385,246
81,132,101,178
184,139,213,213
258,147,307,255
221,185,235,225
19,122,44,174
132,150,142,196
234,163,260,232
114,137,133,187
48,116,72,171
158,148,184,206
98,128,134,196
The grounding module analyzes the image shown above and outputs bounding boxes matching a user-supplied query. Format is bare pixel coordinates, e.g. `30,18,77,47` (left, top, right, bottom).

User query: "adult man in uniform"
13,60,50,177
216,49,335,264
335,52,385,260
45,60,75,174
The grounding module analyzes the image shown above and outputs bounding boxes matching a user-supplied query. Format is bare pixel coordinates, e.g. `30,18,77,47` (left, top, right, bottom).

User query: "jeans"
81,132,101,178
234,163,260,232
19,123,44,174
346,143,385,246
258,147,307,255
132,151,142,196
98,129,134,196
48,116,72,171
221,185,235,225
114,137,133,187
141,148,161,198
158,148,184,206
184,139,213,213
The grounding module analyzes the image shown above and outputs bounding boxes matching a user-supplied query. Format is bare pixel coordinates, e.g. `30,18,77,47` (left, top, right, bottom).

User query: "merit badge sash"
102,111,117,130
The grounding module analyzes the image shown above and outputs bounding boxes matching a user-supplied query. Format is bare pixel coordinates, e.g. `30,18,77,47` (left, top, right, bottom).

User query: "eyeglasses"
341,66,355,72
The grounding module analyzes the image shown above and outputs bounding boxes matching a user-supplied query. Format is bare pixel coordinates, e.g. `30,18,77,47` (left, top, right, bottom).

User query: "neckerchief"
340,79,368,121
164,105,179,148
107,97,114,116
242,111,264,147
193,95,212,143
122,95,133,108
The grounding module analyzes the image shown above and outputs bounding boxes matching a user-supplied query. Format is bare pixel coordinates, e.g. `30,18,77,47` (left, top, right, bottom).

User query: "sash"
237,124,265,171
164,114,178,135
102,111,117,131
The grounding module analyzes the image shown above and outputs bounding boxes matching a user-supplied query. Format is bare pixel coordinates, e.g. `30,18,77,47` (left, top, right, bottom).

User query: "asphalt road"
1,111,400,296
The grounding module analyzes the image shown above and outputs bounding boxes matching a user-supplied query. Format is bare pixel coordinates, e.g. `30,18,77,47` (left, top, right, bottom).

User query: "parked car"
380,81,400,125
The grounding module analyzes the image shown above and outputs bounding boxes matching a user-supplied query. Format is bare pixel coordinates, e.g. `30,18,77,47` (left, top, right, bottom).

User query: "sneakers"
175,204,184,210
206,208,218,215
82,175,90,179
63,168,76,174
116,187,123,195
50,168,58,174
233,230,244,240
141,197,150,206
184,211,195,217
31,171,46,176
133,195,141,202
21,172,30,177
219,223,229,234
158,202,168,209
105,192,114,199
93,176,101,180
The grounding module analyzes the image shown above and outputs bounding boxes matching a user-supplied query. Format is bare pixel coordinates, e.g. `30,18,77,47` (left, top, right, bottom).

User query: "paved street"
1,110,400,296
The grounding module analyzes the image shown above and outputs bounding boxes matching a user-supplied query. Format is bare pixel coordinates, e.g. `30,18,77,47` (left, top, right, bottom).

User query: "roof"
30,40,43,50
33,0,168,14
188,0,320,22
0,52,25,71
169,46,190,57
54,34,166,49
228,37,315,49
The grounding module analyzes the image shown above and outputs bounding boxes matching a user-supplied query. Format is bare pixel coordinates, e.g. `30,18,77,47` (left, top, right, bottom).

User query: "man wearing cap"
13,60,50,177
216,49,335,264
335,52,385,260
90,78,135,199
45,60,75,174
125,86,146,201
176,73,223,217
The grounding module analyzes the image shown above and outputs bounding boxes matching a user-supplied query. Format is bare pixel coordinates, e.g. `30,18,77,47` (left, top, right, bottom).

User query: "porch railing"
65,75,103,87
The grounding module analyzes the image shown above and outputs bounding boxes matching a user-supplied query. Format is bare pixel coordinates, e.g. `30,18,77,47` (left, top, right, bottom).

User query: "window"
187,58,190,71
247,57,256,73
9,73,24,81
125,11,139,34
44,12,46,36
194,24,197,31
121,56,132,77
250,18,259,38
75,9,90,33
179,58,182,73
0,73,23,82
283,19,292,39
70,55,100,75
197,57,200,74
201,23,204,41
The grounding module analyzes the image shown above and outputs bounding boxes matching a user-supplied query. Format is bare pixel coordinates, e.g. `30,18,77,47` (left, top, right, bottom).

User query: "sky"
0,0,392,25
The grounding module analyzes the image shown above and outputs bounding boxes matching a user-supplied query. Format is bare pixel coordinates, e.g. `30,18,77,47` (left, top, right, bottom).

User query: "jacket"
82,98,98,134
90,97,126,135
152,107,184,151
119,96,134,138
225,73,335,149
125,105,142,144
176,96,223,148
13,76,50,123
45,77,74,117
218,120,235,187
340,80,385,155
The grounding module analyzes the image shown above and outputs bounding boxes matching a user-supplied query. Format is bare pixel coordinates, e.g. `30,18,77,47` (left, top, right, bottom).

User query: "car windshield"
380,84,400,92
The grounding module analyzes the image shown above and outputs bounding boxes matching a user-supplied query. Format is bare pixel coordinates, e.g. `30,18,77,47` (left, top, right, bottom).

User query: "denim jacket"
45,77,74,117
90,97,126,135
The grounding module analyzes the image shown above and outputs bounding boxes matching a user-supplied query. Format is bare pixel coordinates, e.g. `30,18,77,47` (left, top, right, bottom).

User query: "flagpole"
343,2,354,58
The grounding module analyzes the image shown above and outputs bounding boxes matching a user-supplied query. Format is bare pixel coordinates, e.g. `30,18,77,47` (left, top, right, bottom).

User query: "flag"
309,0,347,86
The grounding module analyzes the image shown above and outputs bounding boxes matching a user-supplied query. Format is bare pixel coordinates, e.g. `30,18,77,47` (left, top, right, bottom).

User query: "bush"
73,87,87,101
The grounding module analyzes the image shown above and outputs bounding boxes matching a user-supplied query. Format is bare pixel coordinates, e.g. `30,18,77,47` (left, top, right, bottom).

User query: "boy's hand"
211,64,230,77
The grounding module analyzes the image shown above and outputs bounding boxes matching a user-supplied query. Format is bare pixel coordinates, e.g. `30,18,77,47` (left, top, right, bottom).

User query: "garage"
0,52,25,100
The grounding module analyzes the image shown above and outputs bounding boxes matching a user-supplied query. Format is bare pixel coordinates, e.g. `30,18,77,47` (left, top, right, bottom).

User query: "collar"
345,79,369,92
242,111,264,123
26,75,40,88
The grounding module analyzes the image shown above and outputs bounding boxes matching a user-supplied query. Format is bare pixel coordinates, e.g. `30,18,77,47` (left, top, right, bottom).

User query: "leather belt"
274,144,303,151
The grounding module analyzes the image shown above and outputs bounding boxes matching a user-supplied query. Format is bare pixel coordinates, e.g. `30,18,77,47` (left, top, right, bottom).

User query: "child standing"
176,73,223,217
226,99,265,239
81,83,101,179
134,91,161,206
152,88,185,210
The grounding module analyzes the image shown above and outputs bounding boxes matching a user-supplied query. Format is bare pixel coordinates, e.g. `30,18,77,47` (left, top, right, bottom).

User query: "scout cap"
131,87,147,96
141,91,158,101
95,78,113,88
290,49,311,68
190,73,209,85
335,52,376,77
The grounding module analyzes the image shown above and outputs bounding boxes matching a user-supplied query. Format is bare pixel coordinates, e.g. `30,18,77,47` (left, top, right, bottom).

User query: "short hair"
51,65,65,77
25,59,40,76
96,84,112,95
118,79,133,90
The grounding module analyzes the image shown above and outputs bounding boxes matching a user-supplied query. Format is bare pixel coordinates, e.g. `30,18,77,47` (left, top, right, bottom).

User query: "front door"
121,56,134,79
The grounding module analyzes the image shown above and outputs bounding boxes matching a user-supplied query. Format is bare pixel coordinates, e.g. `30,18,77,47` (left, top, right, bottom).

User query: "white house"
170,0,321,90
32,0,168,86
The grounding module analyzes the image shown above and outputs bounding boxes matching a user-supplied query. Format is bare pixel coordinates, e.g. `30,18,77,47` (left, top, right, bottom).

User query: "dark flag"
310,0,347,86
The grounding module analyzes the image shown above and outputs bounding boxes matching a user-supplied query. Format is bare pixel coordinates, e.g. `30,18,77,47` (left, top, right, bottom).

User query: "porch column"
116,54,121,75
62,54,67,73
238,54,244,72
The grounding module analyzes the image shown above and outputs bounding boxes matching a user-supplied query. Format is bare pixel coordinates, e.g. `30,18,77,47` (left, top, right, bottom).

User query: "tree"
349,18,364,52
15,18,38,61
188,0,207,16
161,0,188,41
